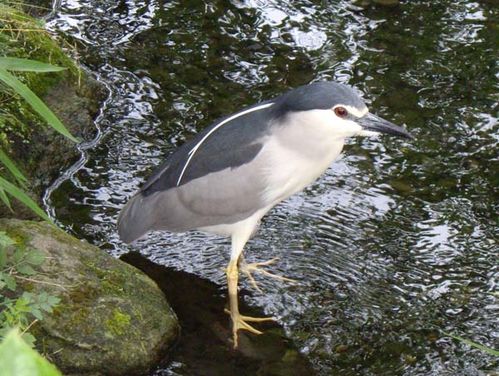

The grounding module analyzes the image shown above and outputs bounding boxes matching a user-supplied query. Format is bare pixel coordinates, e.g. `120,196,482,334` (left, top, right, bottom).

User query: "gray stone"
0,219,179,375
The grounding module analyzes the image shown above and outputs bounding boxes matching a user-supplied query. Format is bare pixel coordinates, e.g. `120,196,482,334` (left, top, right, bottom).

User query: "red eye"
334,106,348,118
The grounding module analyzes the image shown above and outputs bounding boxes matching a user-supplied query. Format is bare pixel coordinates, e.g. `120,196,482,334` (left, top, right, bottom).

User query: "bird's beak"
358,112,413,139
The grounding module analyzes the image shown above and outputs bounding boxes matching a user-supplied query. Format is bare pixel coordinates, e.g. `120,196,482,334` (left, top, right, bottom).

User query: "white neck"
258,110,346,206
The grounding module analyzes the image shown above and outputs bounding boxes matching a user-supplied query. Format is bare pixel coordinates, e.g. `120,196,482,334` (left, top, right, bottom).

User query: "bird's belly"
198,205,271,237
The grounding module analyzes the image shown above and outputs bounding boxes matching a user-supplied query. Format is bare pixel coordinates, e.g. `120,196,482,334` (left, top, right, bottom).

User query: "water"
45,0,498,374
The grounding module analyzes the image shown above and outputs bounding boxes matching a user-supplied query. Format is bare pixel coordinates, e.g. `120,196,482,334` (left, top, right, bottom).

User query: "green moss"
105,309,131,337
0,4,79,157
0,219,179,374
62,305,90,327
68,283,99,304
2,221,31,245
281,349,299,363
82,259,127,296
70,311,92,336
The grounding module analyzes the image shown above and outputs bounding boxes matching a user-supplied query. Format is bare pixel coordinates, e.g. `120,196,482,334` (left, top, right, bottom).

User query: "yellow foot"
224,308,274,348
239,257,297,292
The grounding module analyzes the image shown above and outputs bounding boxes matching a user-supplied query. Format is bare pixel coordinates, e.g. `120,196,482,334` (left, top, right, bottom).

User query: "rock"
0,219,179,375
0,4,107,220
30,77,106,191
1,72,107,220
22,0,55,17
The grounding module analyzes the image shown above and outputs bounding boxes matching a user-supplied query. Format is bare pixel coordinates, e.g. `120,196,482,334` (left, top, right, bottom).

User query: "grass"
0,3,78,219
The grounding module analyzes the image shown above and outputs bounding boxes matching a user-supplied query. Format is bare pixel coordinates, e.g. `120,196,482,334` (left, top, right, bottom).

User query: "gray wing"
117,102,276,243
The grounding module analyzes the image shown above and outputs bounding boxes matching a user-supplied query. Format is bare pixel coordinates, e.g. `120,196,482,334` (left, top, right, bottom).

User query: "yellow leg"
239,256,297,292
226,257,274,348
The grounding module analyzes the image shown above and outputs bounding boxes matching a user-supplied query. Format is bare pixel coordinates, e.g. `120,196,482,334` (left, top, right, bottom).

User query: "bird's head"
274,81,412,141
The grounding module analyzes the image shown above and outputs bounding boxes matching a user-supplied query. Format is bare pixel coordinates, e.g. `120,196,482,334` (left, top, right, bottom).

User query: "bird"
117,81,412,348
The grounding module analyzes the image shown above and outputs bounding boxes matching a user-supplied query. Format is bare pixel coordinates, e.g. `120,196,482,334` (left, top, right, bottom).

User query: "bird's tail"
117,193,154,244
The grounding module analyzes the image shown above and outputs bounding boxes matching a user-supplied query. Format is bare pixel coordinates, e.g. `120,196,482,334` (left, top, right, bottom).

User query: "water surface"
46,1,498,374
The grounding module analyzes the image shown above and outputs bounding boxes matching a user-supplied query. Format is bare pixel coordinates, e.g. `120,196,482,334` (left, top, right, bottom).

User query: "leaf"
0,326,10,339
1,274,17,291
40,295,60,313
30,308,43,321
0,176,51,222
0,250,6,269
36,291,48,301
14,297,32,314
0,186,13,211
21,332,36,347
0,149,27,187
39,302,51,312
0,68,78,142
13,248,25,264
0,329,62,375
17,264,36,276
0,57,66,73
20,292,34,304
0,232,15,248
25,250,45,266
46,296,60,307
444,332,499,357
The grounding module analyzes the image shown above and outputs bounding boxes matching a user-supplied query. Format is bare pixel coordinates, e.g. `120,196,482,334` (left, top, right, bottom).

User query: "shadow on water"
121,251,314,376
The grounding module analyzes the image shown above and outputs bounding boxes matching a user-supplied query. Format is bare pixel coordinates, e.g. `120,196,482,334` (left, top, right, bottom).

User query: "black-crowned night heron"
117,81,412,348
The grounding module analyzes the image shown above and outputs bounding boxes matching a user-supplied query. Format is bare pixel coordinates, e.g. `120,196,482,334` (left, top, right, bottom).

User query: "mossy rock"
0,5,106,219
0,219,179,375
22,0,54,17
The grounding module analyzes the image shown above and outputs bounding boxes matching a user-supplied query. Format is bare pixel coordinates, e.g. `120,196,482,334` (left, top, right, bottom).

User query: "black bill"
358,112,413,139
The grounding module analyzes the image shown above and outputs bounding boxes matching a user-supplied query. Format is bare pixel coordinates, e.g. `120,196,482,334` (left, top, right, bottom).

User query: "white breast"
259,109,346,206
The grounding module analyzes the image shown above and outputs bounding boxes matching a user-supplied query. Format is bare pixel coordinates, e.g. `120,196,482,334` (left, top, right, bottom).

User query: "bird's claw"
224,308,275,347
239,257,297,292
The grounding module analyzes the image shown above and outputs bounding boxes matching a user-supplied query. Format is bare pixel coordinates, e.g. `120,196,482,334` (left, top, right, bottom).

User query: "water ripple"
45,0,498,374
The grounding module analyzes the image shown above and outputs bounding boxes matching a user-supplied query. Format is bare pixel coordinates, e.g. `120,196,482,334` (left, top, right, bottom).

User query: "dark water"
121,251,315,376
45,1,498,374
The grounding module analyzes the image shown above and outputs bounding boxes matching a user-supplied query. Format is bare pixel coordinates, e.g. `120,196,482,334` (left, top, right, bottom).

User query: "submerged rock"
0,219,179,375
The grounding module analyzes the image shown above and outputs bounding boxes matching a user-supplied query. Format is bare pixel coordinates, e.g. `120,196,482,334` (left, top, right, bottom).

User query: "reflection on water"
46,0,497,374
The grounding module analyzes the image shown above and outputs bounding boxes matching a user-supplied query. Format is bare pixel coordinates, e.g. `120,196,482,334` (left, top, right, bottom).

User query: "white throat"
258,110,347,206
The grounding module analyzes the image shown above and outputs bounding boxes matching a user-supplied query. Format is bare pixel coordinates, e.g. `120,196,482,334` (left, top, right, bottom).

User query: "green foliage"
0,3,76,141
0,329,62,376
444,331,499,357
0,4,79,220
0,58,77,219
0,176,49,221
0,58,77,142
0,148,27,187
0,231,60,346
0,57,67,73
